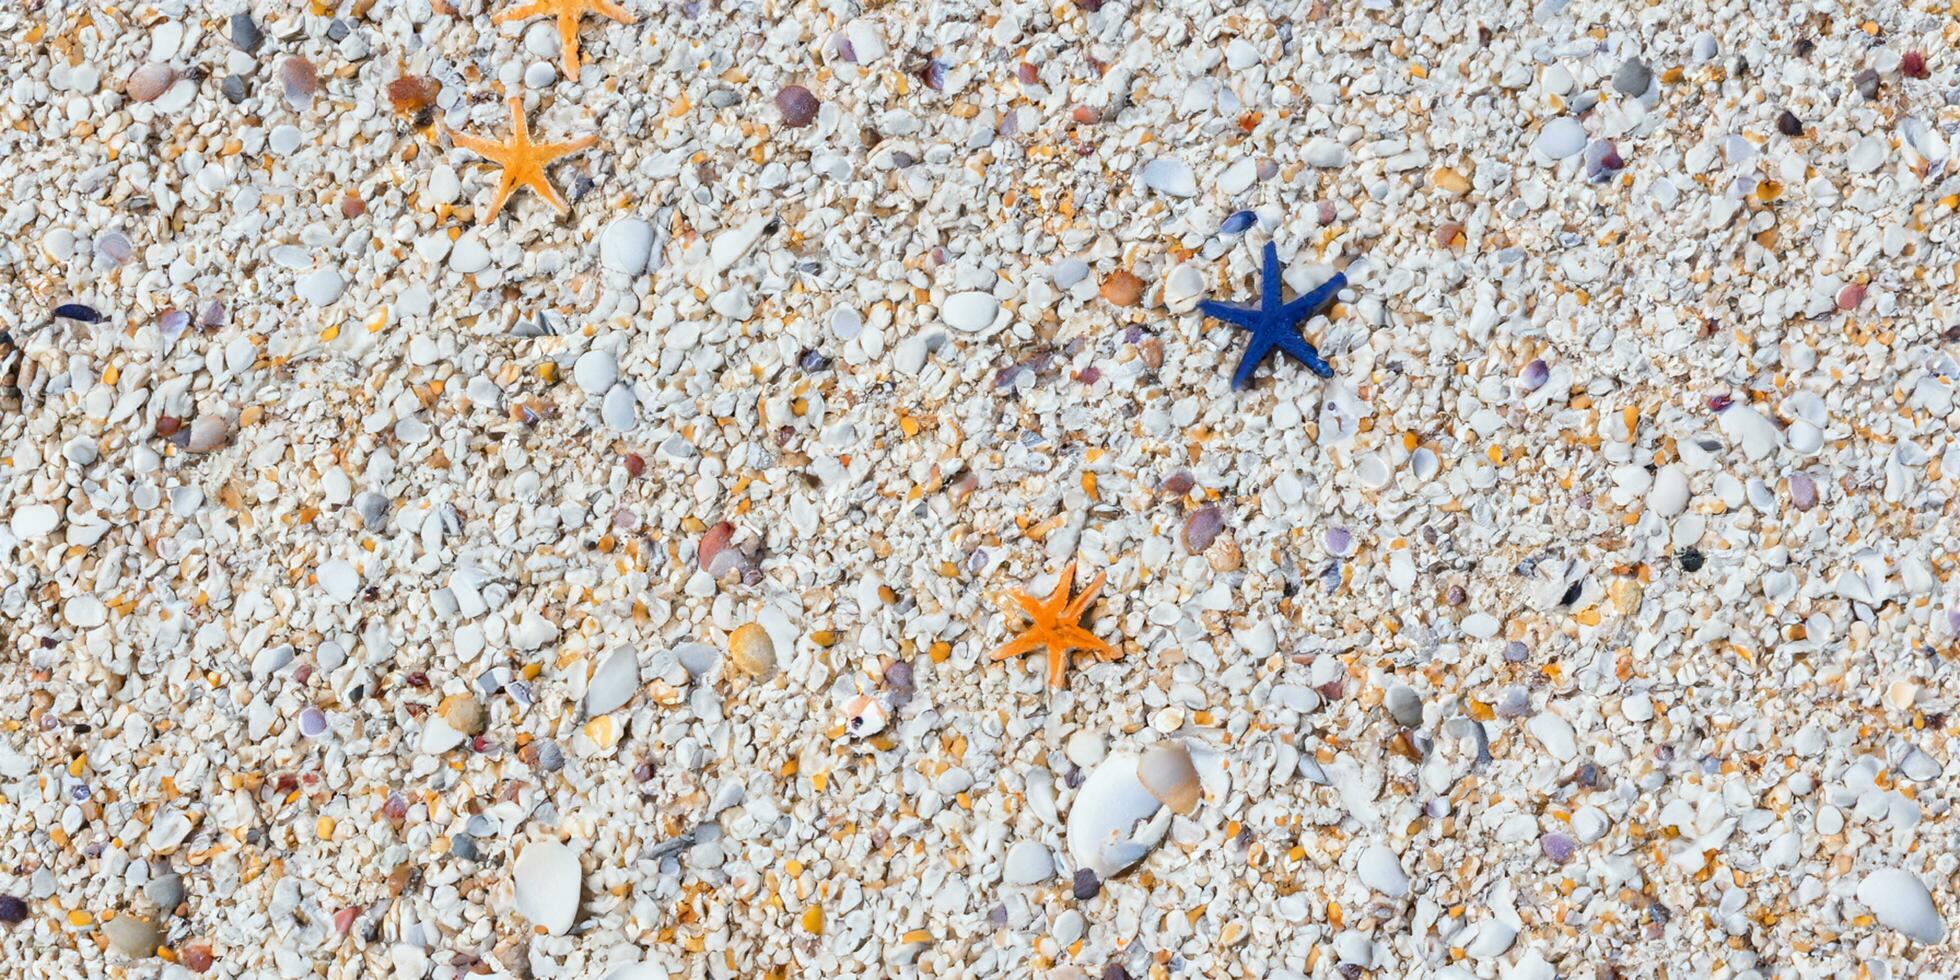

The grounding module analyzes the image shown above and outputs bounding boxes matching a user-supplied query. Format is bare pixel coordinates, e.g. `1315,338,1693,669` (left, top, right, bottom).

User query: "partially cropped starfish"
493,0,635,82
991,562,1119,689
1200,240,1348,389
445,97,596,222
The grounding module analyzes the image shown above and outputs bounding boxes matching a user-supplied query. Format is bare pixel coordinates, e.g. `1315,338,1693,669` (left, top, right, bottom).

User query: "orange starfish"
492,0,635,83
991,562,1119,689
445,97,596,222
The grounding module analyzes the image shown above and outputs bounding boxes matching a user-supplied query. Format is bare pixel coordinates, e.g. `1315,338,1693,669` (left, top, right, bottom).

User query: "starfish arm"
491,0,551,23
1039,563,1078,618
505,97,530,143
591,0,636,21
533,134,599,158
559,15,584,80
1261,241,1284,315
1282,270,1348,321
1197,299,1264,330
1062,570,1107,621
527,172,572,213
990,633,1045,662
481,175,518,223
1273,332,1336,378
445,128,508,160
1044,643,1073,689
1053,626,1112,657
1231,335,1276,390
1009,592,1046,619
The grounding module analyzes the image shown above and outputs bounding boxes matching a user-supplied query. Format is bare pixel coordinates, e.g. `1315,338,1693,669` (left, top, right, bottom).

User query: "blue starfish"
1199,241,1347,389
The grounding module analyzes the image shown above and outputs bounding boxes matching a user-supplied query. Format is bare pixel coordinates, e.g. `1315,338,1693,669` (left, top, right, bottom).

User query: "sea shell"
843,694,888,738
513,840,581,936
1136,740,1201,814
1066,751,1172,878
599,962,671,980
585,647,641,716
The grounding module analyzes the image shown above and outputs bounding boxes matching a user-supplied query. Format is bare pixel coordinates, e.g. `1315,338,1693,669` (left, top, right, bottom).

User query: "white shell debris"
1140,157,1196,197
513,840,582,936
4,5,1957,977
600,218,654,274
1857,869,1946,944
10,503,59,541
1357,844,1410,897
584,647,641,716
1535,117,1586,160
940,291,999,332
1002,840,1053,885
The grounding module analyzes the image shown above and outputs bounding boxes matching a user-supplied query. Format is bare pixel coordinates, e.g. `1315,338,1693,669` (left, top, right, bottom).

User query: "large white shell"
514,840,582,936
584,647,641,717
1857,869,1946,944
1066,751,1171,878
598,961,670,980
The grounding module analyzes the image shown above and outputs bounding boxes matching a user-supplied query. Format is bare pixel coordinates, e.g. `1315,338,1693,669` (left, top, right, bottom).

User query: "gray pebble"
1856,69,1881,100
1612,59,1651,96
326,19,350,42
103,914,162,958
222,74,248,104
229,12,263,53
143,873,185,913
451,836,480,861
354,491,390,530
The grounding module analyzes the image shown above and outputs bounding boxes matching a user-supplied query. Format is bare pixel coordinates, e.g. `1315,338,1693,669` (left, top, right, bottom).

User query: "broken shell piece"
1067,751,1173,878
1137,740,1201,814
185,415,230,453
584,647,641,717
843,693,888,738
438,693,485,736
1162,262,1205,313
513,840,581,936
599,962,671,980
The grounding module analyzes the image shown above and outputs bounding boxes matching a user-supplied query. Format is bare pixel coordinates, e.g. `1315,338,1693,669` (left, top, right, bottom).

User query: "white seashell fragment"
1357,844,1409,896
941,292,999,332
1140,157,1196,197
1857,869,1945,944
513,840,582,936
585,647,641,717
1137,740,1201,814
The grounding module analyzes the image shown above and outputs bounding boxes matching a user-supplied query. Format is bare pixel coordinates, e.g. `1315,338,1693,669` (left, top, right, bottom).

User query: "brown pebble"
127,64,177,102
1836,283,1866,310
728,623,778,678
1433,222,1465,250
775,85,819,127
1903,51,1929,78
340,193,366,219
1182,505,1225,552
622,453,646,478
1071,105,1100,124
1100,270,1144,307
699,521,740,575
387,74,440,116
180,941,215,973
280,57,319,109
1158,470,1195,497
155,416,183,437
